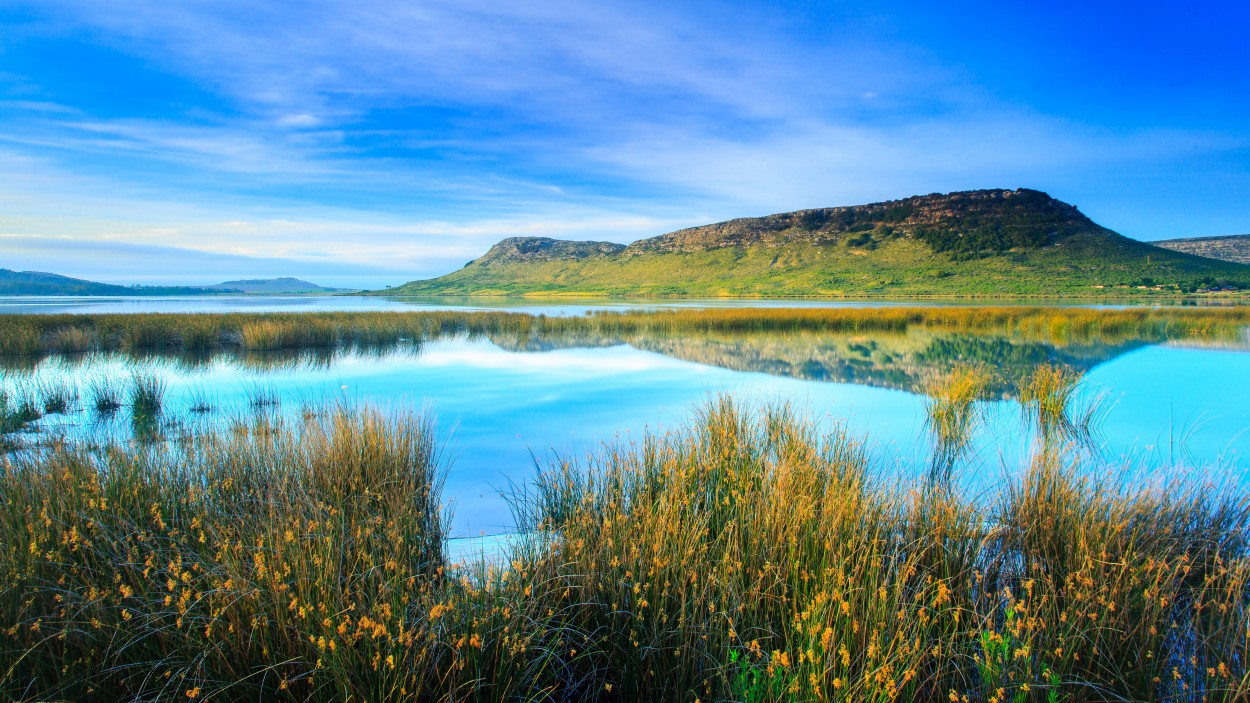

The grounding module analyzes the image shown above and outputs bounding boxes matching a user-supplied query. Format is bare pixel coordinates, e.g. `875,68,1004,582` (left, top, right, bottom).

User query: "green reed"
87,376,124,415
37,377,78,415
129,372,166,417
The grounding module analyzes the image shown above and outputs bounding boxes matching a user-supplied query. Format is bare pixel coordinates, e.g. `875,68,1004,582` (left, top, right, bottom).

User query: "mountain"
0,269,236,296
207,277,335,293
1152,234,1250,265
385,189,1250,297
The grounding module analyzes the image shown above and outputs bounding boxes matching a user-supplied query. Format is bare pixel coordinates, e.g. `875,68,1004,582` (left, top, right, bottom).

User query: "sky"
1,0,1248,288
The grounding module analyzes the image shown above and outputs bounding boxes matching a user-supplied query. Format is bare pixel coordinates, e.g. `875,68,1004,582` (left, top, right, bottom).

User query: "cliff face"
473,237,625,265
1154,234,1250,265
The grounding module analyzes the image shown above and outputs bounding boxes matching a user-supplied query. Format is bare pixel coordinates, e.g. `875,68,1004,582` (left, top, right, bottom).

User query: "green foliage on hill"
387,189,1250,297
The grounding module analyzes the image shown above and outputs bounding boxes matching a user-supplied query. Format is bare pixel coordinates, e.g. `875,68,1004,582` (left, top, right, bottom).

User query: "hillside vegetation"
387,189,1250,296
207,277,335,293
0,269,235,296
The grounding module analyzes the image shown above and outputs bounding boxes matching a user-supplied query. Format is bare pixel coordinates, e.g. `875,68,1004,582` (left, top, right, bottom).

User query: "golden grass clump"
0,404,465,700
1018,363,1104,446
924,364,993,478
512,396,1250,701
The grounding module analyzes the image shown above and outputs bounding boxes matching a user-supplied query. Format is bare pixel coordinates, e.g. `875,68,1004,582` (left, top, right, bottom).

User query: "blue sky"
1,0,1248,287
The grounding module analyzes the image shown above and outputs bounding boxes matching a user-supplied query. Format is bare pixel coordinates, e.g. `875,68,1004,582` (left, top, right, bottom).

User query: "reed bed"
0,306,1247,359
2,392,1247,701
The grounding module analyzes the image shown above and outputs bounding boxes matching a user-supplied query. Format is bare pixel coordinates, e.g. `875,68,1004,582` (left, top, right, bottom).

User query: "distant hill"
0,269,236,296
384,189,1250,297
1153,234,1250,265
207,277,335,293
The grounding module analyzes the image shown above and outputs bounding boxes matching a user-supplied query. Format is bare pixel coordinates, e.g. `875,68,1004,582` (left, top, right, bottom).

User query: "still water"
5,320,1249,540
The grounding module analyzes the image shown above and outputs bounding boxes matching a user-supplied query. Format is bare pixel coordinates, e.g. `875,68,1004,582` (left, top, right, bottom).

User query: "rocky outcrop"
1154,234,1250,265
623,188,1095,255
472,237,625,265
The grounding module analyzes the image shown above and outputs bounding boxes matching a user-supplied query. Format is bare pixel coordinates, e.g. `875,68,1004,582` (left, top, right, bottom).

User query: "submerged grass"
37,377,77,414
1019,364,1106,448
129,372,166,417
924,364,992,480
1,394,1247,701
87,375,124,415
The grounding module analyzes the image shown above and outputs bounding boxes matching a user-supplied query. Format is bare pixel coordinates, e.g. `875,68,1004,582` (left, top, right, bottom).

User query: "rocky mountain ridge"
1154,234,1250,265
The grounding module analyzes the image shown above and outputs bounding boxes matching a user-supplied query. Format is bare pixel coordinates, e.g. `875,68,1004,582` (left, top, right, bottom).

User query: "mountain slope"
0,270,234,296
1153,234,1250,265
389,189,1250,297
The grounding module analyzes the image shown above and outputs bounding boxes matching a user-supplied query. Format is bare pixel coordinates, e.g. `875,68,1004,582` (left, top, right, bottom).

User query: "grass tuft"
924,364,992,480
129,372,166,417
1018,363,1105,447
87,376,124,415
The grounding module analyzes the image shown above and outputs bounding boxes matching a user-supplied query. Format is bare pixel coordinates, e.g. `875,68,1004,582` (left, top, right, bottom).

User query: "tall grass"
37,377,78,414
0,387,42,438
1,405,449,700
0,307,1247,361
513,397,1250,701
1,397,1247,701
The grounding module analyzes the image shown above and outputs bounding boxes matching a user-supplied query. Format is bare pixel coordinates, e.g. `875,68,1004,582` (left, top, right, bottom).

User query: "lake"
3,299,1248,543
0,293,1232,316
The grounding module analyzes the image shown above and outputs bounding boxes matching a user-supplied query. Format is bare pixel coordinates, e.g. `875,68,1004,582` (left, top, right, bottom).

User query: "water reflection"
0,323,1192,397
3,325,1249,536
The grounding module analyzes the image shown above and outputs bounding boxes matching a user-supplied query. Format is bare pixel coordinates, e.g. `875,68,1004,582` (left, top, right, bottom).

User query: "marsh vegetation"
0,308,1247,700
1,356,1248,701
1,306,1248,358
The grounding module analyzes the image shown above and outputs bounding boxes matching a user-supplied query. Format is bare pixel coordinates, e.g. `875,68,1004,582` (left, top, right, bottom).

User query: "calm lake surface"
3,296,1249,541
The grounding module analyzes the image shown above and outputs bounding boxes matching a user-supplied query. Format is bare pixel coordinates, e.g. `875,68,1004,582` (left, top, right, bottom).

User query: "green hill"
386,189,1250,296
207,278,336,293
0,270,236,296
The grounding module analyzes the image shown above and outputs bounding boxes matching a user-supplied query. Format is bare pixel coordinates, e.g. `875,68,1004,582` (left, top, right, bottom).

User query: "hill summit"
390,189,1250,296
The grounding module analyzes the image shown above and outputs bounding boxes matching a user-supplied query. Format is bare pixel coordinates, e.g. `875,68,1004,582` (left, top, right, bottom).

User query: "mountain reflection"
3,325,1242,399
